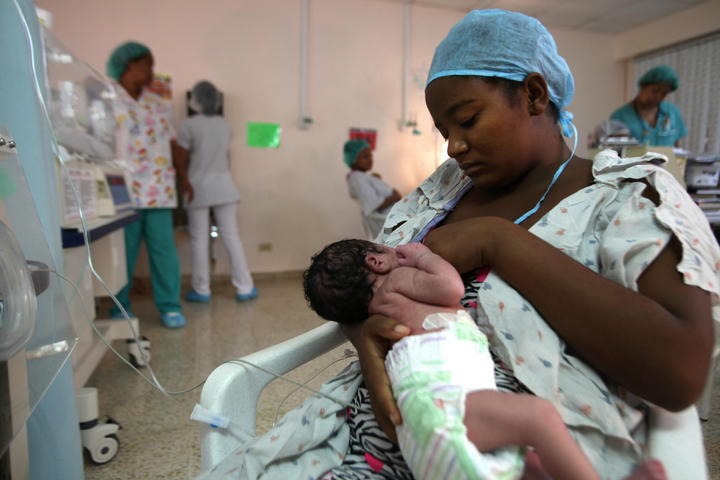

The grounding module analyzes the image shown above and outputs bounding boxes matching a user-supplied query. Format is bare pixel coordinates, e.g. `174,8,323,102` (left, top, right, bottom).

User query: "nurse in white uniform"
344,139,401,239
175,81,257,303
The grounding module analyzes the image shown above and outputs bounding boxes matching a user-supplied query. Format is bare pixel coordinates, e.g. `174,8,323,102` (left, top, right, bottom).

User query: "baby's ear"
365,253,387,273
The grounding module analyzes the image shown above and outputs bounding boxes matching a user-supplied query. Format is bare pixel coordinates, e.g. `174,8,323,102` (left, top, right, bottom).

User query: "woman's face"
425,76,536,190
353,148,373,172
125,54,154,87
636,82,673,108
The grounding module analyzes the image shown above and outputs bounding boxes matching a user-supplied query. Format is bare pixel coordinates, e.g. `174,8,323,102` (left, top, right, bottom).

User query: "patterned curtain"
634,32,720,155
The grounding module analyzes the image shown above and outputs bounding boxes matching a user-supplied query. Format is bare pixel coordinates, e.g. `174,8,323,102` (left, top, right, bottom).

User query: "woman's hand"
181,179,194,204
357,314,410,443
423,216,510,274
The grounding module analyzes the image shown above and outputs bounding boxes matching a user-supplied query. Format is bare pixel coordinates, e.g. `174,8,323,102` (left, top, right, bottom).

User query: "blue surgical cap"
427,9,576,138
638,65,679,91
106,41,151,80
343,139,370,168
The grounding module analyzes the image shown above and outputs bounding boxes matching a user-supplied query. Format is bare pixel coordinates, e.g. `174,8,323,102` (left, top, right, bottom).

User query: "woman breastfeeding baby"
304,238,669,480
330,9,719,480
201,9,720,480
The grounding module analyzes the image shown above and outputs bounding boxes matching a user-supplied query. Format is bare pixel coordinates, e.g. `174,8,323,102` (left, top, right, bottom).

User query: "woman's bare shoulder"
546,156,594,206
567,156,594,185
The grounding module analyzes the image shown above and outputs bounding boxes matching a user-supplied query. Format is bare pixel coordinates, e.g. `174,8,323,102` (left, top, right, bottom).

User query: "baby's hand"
396,243,431,266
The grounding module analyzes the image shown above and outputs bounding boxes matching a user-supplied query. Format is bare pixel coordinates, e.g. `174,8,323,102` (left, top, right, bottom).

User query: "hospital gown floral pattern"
198,150,720,480
114,84,177,208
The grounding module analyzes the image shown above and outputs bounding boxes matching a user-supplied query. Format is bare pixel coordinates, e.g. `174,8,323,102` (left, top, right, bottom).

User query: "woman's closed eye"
459,114,478,129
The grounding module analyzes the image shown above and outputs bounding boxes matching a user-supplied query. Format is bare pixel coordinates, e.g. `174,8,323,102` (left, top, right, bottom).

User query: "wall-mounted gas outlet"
258,242,273,252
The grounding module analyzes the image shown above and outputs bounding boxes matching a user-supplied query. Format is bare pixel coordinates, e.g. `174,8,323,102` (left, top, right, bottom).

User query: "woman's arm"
340,317,410,443
375,189,401,212
172,142,194,203
425,216,714,410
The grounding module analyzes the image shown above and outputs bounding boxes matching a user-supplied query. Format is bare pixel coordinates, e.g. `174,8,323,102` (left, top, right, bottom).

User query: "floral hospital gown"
200,150,720,480
113,82,177,209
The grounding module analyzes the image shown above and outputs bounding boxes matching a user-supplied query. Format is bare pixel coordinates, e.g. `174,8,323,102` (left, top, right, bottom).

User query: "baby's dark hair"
303,239,383,324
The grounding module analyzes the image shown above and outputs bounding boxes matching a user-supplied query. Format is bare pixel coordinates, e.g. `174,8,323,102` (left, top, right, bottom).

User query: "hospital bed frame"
199,322,709,479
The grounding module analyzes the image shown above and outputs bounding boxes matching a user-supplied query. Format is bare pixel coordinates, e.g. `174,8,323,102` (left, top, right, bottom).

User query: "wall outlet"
258,242,273,252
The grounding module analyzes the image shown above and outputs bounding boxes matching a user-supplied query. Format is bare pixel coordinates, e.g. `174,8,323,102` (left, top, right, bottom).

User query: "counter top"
61,210,139,248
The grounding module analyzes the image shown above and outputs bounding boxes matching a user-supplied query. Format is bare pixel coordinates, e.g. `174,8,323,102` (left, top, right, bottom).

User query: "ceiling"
380,0,708,33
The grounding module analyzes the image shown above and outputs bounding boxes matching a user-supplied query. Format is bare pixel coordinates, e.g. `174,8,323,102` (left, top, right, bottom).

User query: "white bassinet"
198,322,709,479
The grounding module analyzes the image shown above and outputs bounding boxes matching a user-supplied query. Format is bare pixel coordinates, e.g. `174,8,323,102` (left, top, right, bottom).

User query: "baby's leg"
395,385,524,480
517,456,667,480
520,450,552,480
623,459,667,480
464,390,599,480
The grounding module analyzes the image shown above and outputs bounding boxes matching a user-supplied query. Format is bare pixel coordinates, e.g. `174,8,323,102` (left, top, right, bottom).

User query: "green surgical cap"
106,41,151,80
638,65,679,91
343,140,370,168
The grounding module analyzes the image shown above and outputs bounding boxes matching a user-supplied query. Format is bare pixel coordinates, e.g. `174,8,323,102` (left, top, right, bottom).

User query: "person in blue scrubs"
610,65,687,147
107,42,186,328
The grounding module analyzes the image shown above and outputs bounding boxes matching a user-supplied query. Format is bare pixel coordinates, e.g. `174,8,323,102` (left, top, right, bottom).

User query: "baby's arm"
394,243,465,307
464,391,599,480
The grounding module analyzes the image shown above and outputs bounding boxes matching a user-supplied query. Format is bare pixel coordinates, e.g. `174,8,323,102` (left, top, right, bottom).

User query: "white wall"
551,28,625,155
37,0,625,273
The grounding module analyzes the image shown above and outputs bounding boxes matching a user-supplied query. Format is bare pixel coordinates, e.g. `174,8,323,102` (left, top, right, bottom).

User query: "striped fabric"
326,279,529,480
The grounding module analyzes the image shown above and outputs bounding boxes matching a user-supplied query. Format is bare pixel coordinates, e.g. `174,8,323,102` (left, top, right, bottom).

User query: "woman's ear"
365,253,388,274
524,73,550,117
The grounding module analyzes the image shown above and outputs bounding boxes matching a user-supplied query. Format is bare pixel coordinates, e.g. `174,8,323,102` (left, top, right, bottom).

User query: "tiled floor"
84,275,350,480
82,274,720,479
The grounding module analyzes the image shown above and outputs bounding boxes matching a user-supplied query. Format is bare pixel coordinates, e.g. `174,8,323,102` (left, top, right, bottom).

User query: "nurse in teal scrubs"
610,65,687,147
